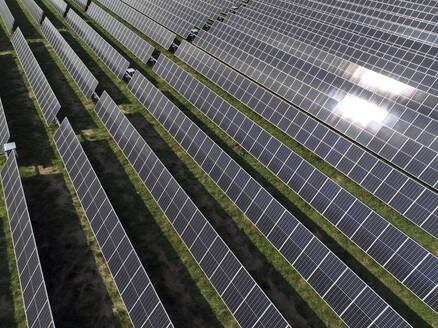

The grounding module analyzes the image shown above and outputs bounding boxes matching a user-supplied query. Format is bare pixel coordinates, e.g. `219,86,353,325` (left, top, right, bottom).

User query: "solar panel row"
95,91,292,328
174,41,438,236
1,155,56,328
95,0,176,50
123,0,208,37
86,3,155,65
70,0,88,10
250,0,438,53
0,97,10,153
152,55,438,313
41,17,98,99
0,0,15,33
46,0,68,17
21,0,44,24
193,24,438,189
65,9,130,80
11,28,61,125
127,70,412,328
53,118,174,328
241,1,438,97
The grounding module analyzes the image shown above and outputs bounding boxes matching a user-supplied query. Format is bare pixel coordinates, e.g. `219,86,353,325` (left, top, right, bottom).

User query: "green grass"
0,0,437,327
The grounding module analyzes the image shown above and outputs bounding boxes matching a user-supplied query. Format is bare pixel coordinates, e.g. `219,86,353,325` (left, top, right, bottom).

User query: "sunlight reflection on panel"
336,95,388,126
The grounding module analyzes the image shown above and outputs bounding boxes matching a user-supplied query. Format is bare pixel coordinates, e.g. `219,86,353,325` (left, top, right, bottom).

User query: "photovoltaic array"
0,0,14,33
0,97,10,153
153,55,438,313
95,91,292,328
123,0,209,38
53,118,174,328
86,3,155,65
41,17,98,98
173,42,438,239
21,0,44,24
128,70,412,328
1,155,55,328
193,13,438,189
46,0,68,17
65,9,129,79
95,0,176,50
11,28,61,125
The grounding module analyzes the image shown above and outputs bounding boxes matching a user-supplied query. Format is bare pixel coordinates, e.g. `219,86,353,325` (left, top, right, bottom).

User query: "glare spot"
336,95,388,126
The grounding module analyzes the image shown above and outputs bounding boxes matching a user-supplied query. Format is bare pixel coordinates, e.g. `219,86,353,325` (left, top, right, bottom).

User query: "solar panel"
174,41,438,237
53,118,174,328
86,3,154,65
95,91,292,328
70,0,88,10
193,20,438,189
1,155,56,328
65,9,129,79
0,0,14,33
152,55,438,312
21,0,44,24
0,97,10,152
95,0,176,50
41,18,98,99
11,28,61,125
46,0,68,17
249,0,437,60
128,70,413,327
123,0,209,38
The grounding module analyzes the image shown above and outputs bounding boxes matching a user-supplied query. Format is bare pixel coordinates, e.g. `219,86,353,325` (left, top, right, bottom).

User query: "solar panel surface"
174,41,438,236
21,0,44,24
46,0,68,17
152,55,438,312
11,28,61,125
41,18,98,98
0,0,14,33
65,8,129,79
86,3,155,65
0,97,10,153
95,91,292,328
1,155,56,328
53,118,174,328
128,70,413,327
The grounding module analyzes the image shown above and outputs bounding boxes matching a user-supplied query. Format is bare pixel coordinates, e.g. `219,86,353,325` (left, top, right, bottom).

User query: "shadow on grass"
145,86,429,327
0,203,18,328
0,54,56,167
0,24,12,51
29,41,97,131
127,112,326,328
22,172,124,328
58,30,130,104
6,0,41,39
81,138,226,328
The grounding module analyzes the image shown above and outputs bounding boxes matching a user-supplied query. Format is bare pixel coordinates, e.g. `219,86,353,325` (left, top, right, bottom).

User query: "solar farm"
0,0,437,327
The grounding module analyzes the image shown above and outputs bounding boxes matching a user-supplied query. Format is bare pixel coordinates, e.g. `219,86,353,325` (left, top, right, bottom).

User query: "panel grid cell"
41,17,98,98
174,41,438,237
53,118,173,328
0,0,15,33
94,91,291,328
128,70,412,327
70,0,88,10
65,8,129,79
1,155,56,328
86,3,154,64
11,28,61,125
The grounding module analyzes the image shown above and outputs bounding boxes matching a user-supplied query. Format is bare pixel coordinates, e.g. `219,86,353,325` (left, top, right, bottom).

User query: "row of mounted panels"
0,0,434,324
